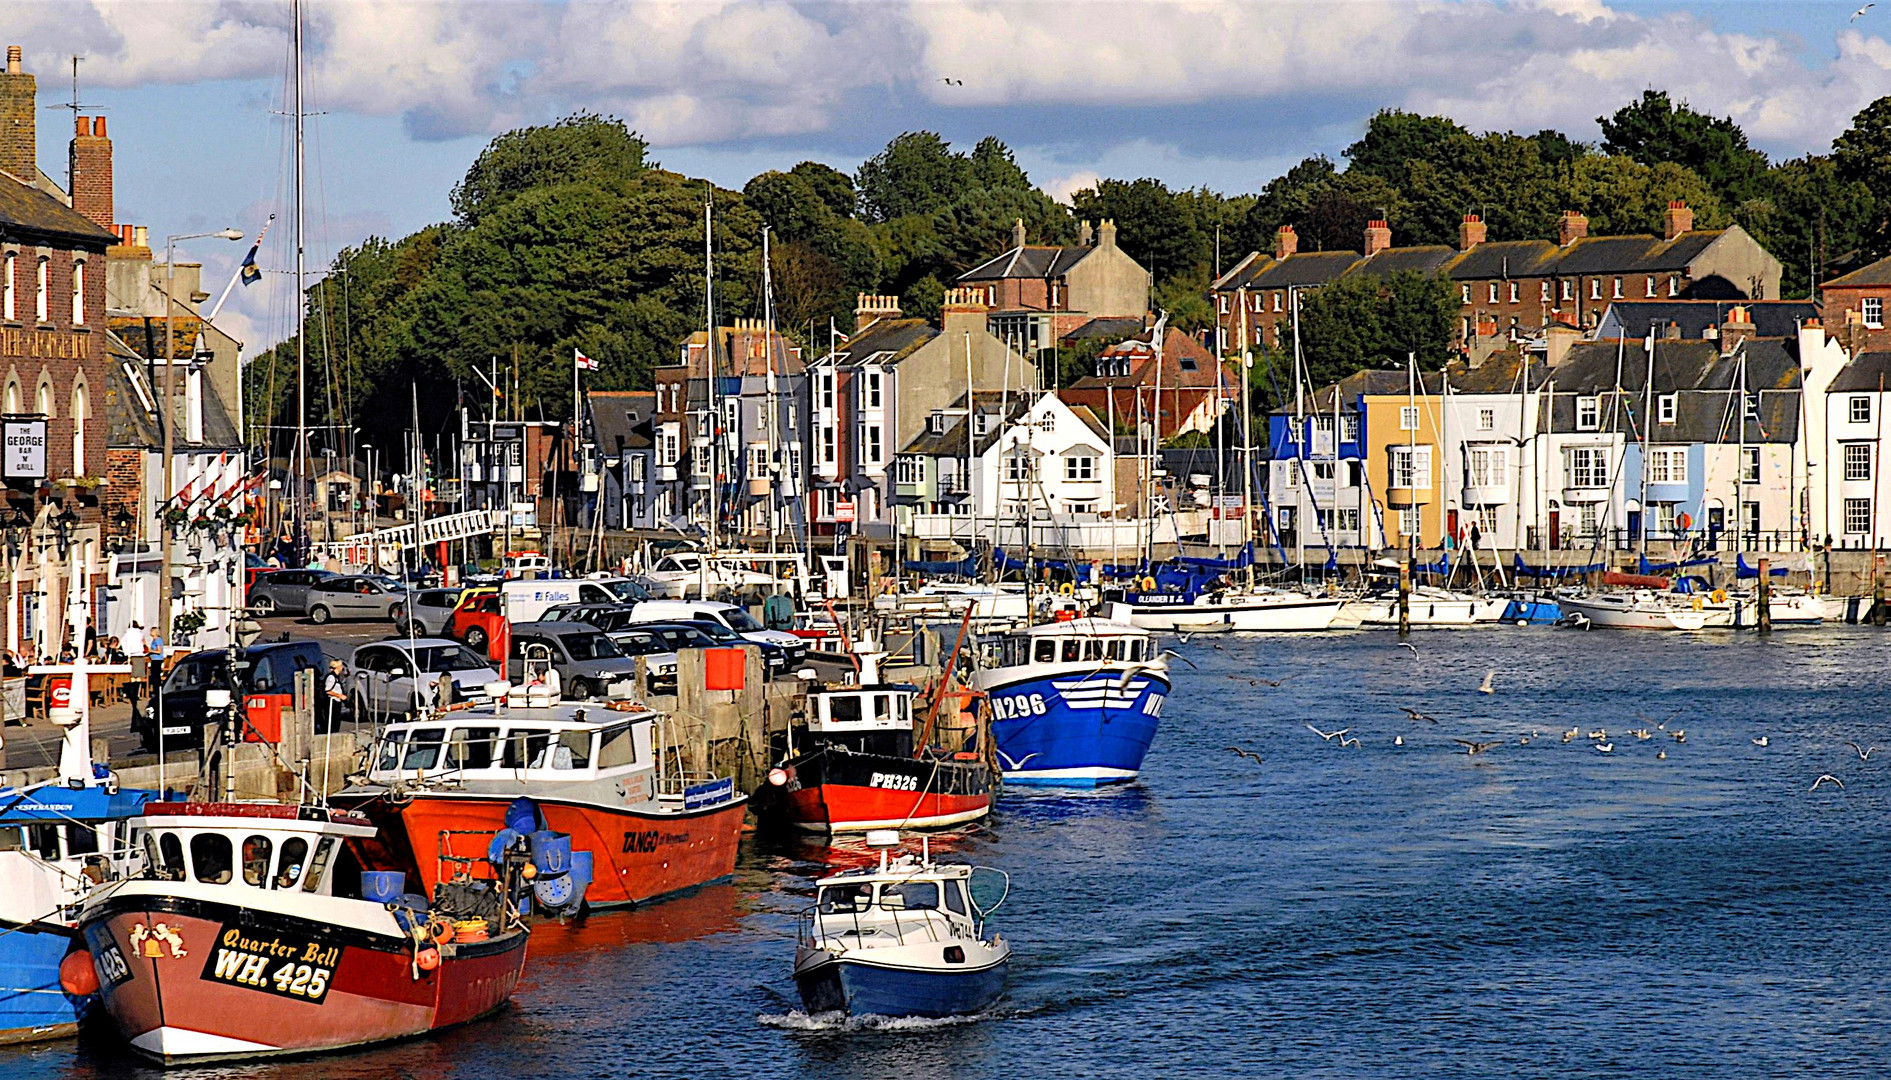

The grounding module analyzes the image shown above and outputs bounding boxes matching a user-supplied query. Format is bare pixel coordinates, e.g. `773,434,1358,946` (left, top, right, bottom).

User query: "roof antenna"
50,55,101,191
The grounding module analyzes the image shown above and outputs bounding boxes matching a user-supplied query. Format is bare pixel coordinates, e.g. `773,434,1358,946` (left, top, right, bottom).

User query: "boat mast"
1639,323,1655,558
1292,289,1307,571
1736,345,1748,554
1239,289,1255,589
704,191,717,558
762,225,778,553
292,0,307,540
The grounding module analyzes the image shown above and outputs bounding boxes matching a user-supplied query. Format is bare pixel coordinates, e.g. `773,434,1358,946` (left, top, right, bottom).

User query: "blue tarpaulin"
1512,555,1605,580
1736,554,1789,579
1637,553,1717,575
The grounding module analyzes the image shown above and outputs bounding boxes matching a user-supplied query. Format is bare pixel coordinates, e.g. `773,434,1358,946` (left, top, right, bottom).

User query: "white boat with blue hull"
793,831,1008,1019
970,618,1170,788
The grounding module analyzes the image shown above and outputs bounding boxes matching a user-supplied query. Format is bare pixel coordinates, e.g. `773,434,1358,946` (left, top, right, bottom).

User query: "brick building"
1820,254,1891,354
1058,325,1237,440
1212,203,1784,357
955,218,1152,354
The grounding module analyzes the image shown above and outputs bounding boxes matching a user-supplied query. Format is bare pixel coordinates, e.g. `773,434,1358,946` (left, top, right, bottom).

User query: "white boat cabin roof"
807,683,919,734
367,701,658,783
132,803,375,898
1015,617,1145,638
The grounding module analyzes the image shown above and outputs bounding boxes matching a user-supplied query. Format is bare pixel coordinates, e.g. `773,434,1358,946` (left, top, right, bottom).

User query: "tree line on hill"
245,92,1891,466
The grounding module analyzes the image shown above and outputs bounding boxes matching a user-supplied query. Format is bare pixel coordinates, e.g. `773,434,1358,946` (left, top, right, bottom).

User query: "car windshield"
603,580,651,601
654,627,716,649
722,608,764,632
689,621,742,643
560,632,622,661
613,632,664,655
413,644,489,673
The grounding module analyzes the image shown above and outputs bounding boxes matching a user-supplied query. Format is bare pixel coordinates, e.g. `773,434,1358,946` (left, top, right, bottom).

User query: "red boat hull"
776,749,991,832
347,793,747,908
80,896,524,1065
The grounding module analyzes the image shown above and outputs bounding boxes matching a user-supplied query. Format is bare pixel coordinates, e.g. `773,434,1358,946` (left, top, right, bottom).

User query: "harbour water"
14,627,1891,1078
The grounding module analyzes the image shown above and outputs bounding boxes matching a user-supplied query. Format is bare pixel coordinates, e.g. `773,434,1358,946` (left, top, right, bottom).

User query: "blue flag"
239,243,261,286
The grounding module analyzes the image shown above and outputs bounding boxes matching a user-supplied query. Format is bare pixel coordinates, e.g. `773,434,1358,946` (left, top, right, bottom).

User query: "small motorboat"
793,830,1009,1019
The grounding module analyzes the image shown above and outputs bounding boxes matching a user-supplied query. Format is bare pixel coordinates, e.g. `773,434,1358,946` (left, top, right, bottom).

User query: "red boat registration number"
869,772,919,791
202,925,340,1003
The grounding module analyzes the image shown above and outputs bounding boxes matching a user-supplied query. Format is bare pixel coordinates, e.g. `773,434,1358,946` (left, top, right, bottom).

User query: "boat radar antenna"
865,828,901,872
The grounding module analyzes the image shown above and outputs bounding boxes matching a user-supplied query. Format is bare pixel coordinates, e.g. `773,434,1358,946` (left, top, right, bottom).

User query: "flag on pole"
239,242,262,286
575,349,599,372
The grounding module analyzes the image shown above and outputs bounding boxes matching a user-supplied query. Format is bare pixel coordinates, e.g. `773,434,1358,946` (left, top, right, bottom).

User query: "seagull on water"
1846,741,1878,761
1478,669,1495,694
1630,729,1653,741
1225,745,1265,764
1811,774,1844,791
1753,736,1770,747
1671,730,1686,743
1401,706,1439,725
1306,724,1352,742
1587,729,1608,741
1454,739,1501,756
1562,726,1580,743
1393,734,1404,747
1595,741,1615,753
1657,750,1667,760
1229,674,1292,688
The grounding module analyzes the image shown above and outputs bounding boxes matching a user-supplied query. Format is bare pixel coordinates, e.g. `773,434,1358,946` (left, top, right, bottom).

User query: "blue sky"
10,0,1888,356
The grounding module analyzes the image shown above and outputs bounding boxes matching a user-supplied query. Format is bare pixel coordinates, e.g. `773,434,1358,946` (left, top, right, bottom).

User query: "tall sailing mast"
292,0,308,538
703,190,717,554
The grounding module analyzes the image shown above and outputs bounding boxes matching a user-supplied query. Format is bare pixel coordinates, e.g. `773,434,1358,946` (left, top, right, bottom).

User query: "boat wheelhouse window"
0,826,20,850
819,883,873,913
447,727,501,770
873,694,893,723
29,823,60,860
879,881,939,910
1106,639,1124,660
547,730,592,770
1060,639,1079,663
1084,639,1103,661
828,696,862,725
375,730,407,772
301,837,336,893
274,837,309,889
242,835,273,886
65,823,99,857
402,727,446,771
597,723,638,769
190,833,234,884
504,729,551,770
942,878,967,915
1129,639,1145,661
1034,639,1055,663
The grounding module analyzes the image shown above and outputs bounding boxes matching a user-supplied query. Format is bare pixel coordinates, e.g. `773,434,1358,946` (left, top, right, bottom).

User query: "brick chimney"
1274,225,1298,260
1458,214,1486,251
0,46,35,185
1097,218,1117,251
1558,210,1588,247
1720,304,1755,352
854,292,900,333
1011,217,1026,250
1077,220,1093,246
69,115,111,230
940,285,990,342
1363,219,1392,257
1663,200,1694,241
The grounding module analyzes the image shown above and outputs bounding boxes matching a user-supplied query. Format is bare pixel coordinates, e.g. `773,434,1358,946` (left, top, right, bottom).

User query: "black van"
133,640,328,753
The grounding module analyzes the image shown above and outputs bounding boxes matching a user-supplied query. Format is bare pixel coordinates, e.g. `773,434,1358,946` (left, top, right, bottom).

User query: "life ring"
1140,576,1157,592
1711,589,1727,604
1059,581,1074,596
427,916,455,944
1691,596,1703,611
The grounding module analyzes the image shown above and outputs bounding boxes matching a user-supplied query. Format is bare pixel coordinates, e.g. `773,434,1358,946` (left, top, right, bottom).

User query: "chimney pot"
93,116,105,138
134,225,148,248
1363,219,1392,258
1274,225,1298,260
1011,218,1026,250
1457,214,1486,251
1662,200,1694,241
5,47,19,75
1558,210,1589,247
75,115,87,138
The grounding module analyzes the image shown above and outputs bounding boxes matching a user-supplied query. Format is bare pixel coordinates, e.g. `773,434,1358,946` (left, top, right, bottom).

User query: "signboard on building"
3,417,46,479
834,498,856,524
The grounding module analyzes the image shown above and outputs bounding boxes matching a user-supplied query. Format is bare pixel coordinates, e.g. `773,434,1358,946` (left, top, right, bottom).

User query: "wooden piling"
1398,559,1411,636
1757,557,1771,633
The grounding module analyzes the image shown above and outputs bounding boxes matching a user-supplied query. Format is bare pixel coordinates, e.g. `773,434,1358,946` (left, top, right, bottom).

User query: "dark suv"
133,639,328,752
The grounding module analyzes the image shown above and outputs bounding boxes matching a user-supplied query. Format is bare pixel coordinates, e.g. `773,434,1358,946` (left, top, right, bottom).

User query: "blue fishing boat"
793,831,1009,1019
0,780,158,1044
970,618,1170,787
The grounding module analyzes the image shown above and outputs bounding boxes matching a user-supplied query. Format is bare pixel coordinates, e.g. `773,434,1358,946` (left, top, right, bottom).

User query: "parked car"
401,587,485,637
448,591,507,657
246,569,338,615
505,620,641,701
306,575,409,624
540,602,641,633
134,639,327,752
350,638,500,718
628,599,807,662
600,625,681,691
636,619,792,679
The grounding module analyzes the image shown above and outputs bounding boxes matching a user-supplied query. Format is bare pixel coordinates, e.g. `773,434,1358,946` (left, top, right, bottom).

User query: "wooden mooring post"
1397,559,1411,636
1757,557,1771,633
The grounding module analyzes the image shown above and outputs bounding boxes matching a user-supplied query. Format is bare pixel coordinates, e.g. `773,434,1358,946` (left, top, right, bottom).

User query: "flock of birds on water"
1207,636,1876,796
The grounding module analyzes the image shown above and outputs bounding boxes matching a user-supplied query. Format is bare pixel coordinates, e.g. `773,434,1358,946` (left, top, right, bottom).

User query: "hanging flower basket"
163,507,190,528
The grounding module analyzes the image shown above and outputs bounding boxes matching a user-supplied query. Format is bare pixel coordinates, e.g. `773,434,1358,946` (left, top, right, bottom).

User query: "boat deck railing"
798,902,974,952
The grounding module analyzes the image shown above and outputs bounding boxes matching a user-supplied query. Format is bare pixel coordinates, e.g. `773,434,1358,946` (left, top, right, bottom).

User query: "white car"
351,638,500,717
627,599,806,656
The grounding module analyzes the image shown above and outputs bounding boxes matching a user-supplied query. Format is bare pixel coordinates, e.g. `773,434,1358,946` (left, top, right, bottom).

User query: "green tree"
1834,96,1891,259
855,131,973,223
1069,177,1205,283
449,113,647,226
1598,90,1769,205
1343,109,1473,183
1290,271,1456,389
1559,155,1724,236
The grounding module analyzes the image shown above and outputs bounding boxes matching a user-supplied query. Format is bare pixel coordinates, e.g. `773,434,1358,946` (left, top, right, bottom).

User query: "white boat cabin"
0,788,153,926
806,844,993,951
367,703,657,789
990,618,1154,669
809,686,917,735
135,805,375,899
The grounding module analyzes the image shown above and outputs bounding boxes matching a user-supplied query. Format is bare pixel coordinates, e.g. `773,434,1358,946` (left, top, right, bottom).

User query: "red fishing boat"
764,655,992,833
75,803,528,1064
335,688,747,908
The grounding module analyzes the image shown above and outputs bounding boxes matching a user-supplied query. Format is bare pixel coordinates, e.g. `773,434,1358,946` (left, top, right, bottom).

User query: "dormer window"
974,413,991,436
1576,396,1600,431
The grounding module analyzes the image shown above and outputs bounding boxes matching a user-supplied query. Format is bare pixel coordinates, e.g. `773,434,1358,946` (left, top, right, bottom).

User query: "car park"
306,575,409,624
350,638,500,718
636,619,792,679
401,587,485,637
600,625,680,691
245,568,337,615
505,620,642,701
133,639,327,752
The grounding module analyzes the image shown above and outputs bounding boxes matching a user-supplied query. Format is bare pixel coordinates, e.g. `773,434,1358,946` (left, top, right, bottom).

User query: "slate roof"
1633,231,1722,272
1540,339,1800,443
958,244,1094,282
104,330,241,450
588,390,654,452
1063,316,1145,341
829,318,936,367
1827,350,1891,393
1823,254,1891,289
1444,240,1562,281
0,172,117,247
1343,245,1455,280
1246,251,1363,289
1443,351,1553,394
1550,235,1663,276
1598,300,1818,341
898,390,1031,459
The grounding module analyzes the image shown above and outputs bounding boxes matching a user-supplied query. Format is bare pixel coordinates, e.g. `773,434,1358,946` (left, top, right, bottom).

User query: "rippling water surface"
13,627,1891,1079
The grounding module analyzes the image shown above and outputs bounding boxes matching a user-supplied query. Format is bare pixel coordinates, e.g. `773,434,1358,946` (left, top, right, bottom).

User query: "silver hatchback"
306,575,408,624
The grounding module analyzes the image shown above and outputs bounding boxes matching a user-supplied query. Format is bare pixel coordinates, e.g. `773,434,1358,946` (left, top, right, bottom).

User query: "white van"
501,578,627,624
626,599,805,652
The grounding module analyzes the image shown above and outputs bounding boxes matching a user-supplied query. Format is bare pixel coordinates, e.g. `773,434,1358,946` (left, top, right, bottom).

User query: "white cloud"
1042,169,1100,205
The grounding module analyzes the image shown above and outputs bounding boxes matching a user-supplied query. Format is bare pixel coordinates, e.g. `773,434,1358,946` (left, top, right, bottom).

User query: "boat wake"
758,1009,992,1032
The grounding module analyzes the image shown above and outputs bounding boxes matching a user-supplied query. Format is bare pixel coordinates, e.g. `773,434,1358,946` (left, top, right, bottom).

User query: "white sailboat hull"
1560,596,1710,631
1351,594,1510,628
1105,594,1340,632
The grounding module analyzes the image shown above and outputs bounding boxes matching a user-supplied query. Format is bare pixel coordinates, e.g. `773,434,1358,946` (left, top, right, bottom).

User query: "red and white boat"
75,803,528,1064
765,654,992,833
336,684,747,908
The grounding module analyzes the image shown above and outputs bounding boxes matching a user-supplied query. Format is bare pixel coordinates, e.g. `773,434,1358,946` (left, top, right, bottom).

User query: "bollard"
1398,560,1411,636
1876,570,1886,627
1757,558,1771,633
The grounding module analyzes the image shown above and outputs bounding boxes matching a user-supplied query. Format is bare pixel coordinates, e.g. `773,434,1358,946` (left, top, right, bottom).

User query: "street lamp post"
159,229,243,663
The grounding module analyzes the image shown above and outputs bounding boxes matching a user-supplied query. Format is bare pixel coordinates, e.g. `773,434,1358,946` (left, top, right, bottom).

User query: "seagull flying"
1847,741,1878,761
941,77,964,85
1339,735,1361,748
1811,773,1845,791
1478,669,1495,694
1852,3,1873,21
1225,745,1265,764
1454,738,1500,756
1401,707,1439,725
1306,724,1352,742
1398,641,1418,656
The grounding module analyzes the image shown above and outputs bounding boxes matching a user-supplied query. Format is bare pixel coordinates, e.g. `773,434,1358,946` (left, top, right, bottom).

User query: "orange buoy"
428,916,456,944
521,863,538,880
416,947,441,971
58,951,99,997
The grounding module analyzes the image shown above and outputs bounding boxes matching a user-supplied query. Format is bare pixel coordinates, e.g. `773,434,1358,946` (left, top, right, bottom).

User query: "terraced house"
1211,203,1783,356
